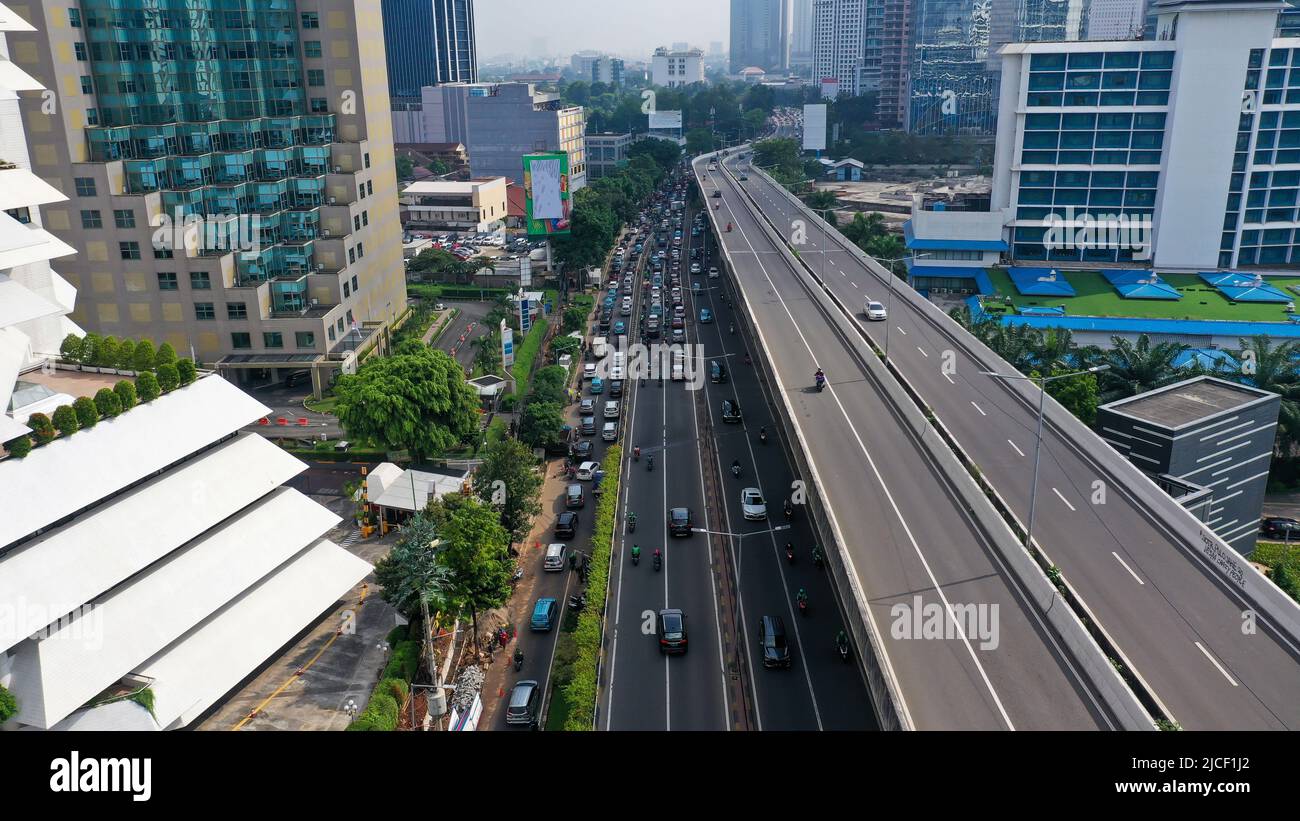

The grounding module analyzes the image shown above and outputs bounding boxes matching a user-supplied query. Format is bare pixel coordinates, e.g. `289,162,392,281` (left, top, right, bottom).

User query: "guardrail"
711,151,1156,730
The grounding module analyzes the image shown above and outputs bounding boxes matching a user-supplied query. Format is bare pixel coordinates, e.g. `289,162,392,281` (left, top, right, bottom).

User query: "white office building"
930,0,1300,271
1085,0,1150,39
812,0,873,97
652,47,706,87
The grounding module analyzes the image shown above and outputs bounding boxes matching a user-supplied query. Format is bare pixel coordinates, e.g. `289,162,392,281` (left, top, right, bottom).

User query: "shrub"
114,379,137,411
116,338,137,371
498,393,518,412
81,332,102,367
176,358,197,385
132,339,156,373
351,692,399,731
136,371,161,401
156,363,180,393
5,435,32,458
381,640,421,682
378,678,409,704
59,333,84,364
0,683,16,723
94,387,123,418
51,404,79,437
96,336,120,369
154,342,177,368
26,412,55,445
73,396,99,430
385,625,408,646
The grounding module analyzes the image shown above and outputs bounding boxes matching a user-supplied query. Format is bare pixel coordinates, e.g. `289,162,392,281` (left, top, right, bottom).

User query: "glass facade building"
909,0,999,134
381,0,478,105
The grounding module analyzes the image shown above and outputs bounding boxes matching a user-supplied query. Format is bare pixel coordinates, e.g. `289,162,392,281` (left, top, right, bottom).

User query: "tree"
433,495,512,645
686,128,715,156
136,370,161,401
373,513,453,620
519,400,566,449
5,434,32,458
472,328,502,375
562,305,589,333
133,339,156,373
96,336,120,368
81,333,102,368
1098,334,1187,402
156,362,180,393
59,333,84,364
1044,368,1100,426
473,438,543,542
395,155,414,180
73,396,99,430
177,358,198,385
1230,336,1300,454
51,404,80,437
427,158,449,176
154,342,177,368
94,387,124,418
26,412,55,445
116,338,137,371
530,365,569,406
114,379,137,411
550,334,580,359
804,189,838,212
0,683,16,723
334,340,480,460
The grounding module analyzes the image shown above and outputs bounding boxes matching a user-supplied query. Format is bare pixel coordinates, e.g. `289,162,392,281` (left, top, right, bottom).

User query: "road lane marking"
1194,642,1239,686
897,326,906,335
1007,440,1024,457
850,282,857,289
943,373,955,385
1111,552,1145,585
1052,487,1076,511
917,347,928,357
970,401,985,416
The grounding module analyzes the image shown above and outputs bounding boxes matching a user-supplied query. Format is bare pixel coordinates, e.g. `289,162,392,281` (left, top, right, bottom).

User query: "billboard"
523,152,571,236
501,320,514,368
820,78,839,100
802,104,827,152
648,109,683,130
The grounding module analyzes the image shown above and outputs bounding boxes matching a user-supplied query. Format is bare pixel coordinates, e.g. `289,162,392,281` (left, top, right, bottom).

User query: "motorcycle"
759,428,768,445
726,222,733,232
568,593,587,611
628,515,637,533
631,546,641,566
514,650,525,672
633,446,640,461
815,373,826,392
797,597,808,616
783,500,793,521
653,550,662,572
729,323,735,335
731,462,741,479
647,455,655,472
785,543,795,564
836,635,850,664
812,546,824,568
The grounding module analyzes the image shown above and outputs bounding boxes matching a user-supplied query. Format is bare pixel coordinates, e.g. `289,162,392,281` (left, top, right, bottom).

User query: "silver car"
741,487,767,520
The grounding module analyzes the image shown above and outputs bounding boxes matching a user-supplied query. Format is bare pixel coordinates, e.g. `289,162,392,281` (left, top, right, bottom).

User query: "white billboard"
648,109,683,130
803,104,827,152
527,156,564,220
501,320,514,368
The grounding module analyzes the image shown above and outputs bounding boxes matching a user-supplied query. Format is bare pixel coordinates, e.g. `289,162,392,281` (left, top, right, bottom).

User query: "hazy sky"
473,0,729,61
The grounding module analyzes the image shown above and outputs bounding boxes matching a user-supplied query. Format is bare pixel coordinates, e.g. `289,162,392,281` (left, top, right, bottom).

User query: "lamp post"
868,252,930,364
980,365,1110,549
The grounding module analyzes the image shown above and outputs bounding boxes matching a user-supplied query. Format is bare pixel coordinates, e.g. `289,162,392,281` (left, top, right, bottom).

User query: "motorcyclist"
785,541,794,557
815,367,825,382
797,587,809,605
633,445,641,460
784,498,793,518
514,647,524,667
759,426,767,442
731,458,741,476
812,545,824,565
647,454,655,470
631,544,641,561
729,322,735,334
836,630,848,651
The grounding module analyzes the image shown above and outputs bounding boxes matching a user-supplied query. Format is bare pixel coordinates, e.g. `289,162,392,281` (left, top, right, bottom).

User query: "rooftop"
403,178,506,196
1100,376,1278,429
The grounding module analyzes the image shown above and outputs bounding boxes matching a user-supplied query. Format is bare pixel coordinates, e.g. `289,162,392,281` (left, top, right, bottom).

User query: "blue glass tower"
382,0,478,106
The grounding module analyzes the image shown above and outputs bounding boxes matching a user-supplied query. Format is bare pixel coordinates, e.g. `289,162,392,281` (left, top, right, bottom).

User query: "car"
711,190,721,198
555,511,579,539
570,439,593,460
738,175,748,181
741,487,767,520
565,484,584,509
670,327,686,344
602,421,618,441
576,461,600,481
1260,517,1300,539
544,542,569,570
668,506,694,537
284,369,311,388
609,379,624,397
590,377,604,395
710,360,727,383
613,320,626,335
530,598,558,631
604,400,620,419
721,399,742,423
583,363,597,380
506,680,540,727
657,609,688,654
865,300,887,321
690,263,701,274
580,415,596,436
708,266,719,278
579,398,595,415
759,615,791,668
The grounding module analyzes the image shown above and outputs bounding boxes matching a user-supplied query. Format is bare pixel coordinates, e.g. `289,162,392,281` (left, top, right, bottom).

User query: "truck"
591,336,608,359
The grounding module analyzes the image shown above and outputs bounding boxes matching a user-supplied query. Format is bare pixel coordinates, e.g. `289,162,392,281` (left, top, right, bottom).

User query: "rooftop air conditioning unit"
334,166,342,173
316,263,325,271
311,298,319,306
328,197,337,204
322,228,331,236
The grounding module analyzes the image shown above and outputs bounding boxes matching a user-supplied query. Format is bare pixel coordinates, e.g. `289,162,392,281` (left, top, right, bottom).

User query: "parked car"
544,542,569,570
1260,517,1300,539
555,511,579,539
530,598,558,631
505,680,540,727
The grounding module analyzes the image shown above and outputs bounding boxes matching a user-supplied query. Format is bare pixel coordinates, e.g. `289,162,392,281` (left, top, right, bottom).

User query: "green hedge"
510,318,548,397
560,444,621,730
408,283,512,301
385,624,409,647
346,692,399,731
382,640,420,682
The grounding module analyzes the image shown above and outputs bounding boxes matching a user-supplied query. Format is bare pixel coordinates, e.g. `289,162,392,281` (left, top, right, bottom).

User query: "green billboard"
523,152,572,236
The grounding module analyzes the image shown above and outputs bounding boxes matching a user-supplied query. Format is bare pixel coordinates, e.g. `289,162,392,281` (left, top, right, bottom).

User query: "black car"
657,609,688,654
710,360,727,383
1260,517,1300,539
759,615,791,668
609,379,624,398
555,511,579,539
580,415,597,436
721,399,742,423
668,507,693,537
711,190,721,198
570,440,593,460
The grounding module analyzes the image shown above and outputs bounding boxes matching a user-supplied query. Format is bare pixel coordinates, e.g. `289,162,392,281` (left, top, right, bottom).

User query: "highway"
696,154,1118,729
719,139,1300,730
599,169,876,730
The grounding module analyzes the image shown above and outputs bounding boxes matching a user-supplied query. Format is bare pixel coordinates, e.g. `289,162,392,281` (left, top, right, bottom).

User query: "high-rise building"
1085,0,1148,39
572,53,626,86
382,0,478,108
7,1,408,393
1017,0,1088,42
909,0,1001,134
878,0,912,128
792,0,815,73
813,1,870,97
731,0,792,73
652,47,707,87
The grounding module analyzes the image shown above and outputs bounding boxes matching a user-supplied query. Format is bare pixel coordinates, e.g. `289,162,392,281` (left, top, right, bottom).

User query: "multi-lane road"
712,139,1300,730
599,171,875,730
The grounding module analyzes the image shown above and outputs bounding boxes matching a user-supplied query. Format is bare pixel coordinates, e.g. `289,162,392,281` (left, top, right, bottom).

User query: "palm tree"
1097,334,1188,402
1229,336,1300,454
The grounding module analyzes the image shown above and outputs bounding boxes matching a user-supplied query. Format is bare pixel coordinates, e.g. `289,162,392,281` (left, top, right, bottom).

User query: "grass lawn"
984,267,1300,323
510,318,548,396
304,393,339,414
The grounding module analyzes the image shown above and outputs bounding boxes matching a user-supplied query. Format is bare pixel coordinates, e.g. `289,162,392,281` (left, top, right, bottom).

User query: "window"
366,181,374,196
119,241,141,260
348,248,356,264
157,272,178,291
296,331,316,348
308,69,325,87
364,153,371,169
113,209,136,228
305,40,322,58
86,108,98,126
80,209,102,229
354,215,361,231
351,275,359,292
362,211,368,226
154,246,174,259
232,332,252,349
69,8,82,27
195,302,215,320
310,97,328,113
328,326,336,342
301,12,320,28
190,271,211,290
343,281,350,298
263,332,284,349
356,242,364,258
75,42,87,61
358,183,365,200
227,302,248,320
74,177,96,197
80,76,93,94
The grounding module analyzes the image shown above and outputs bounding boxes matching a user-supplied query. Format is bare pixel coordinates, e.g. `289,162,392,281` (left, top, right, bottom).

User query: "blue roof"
1102,269,1181,300
1008,267,1077,297
906,262,996,295
998,314,1300,338
1172,348,1240,371
903,220,1008,251
1198,271,1293,303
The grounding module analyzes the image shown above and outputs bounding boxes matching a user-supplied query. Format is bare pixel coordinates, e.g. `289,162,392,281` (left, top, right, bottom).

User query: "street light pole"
870,252,930,364
981,365,1110,549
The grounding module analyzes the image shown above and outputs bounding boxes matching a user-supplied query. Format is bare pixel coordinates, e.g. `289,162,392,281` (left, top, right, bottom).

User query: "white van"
602,421,618,441
544,543,568,571
671,350,685,381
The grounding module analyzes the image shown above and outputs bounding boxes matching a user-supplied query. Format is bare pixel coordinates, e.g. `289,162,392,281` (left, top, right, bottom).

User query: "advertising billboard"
501,320,514,368
648,109,683,130
523,152,571,236
803,104,828,152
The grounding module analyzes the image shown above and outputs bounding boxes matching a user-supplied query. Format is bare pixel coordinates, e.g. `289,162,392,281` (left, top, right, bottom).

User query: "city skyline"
474,0,729,60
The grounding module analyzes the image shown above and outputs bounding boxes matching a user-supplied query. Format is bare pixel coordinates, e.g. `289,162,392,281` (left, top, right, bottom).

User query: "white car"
604,400,620,419
583,363,597,380
576,461,600,481
865,300,887,321
741,488,767,521
708,267,719,279
690,263,701,274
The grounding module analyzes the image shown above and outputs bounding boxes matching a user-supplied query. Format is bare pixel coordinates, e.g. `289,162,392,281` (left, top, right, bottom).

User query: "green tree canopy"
473,438,543,541
373,513,451,620
519,400,565,449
